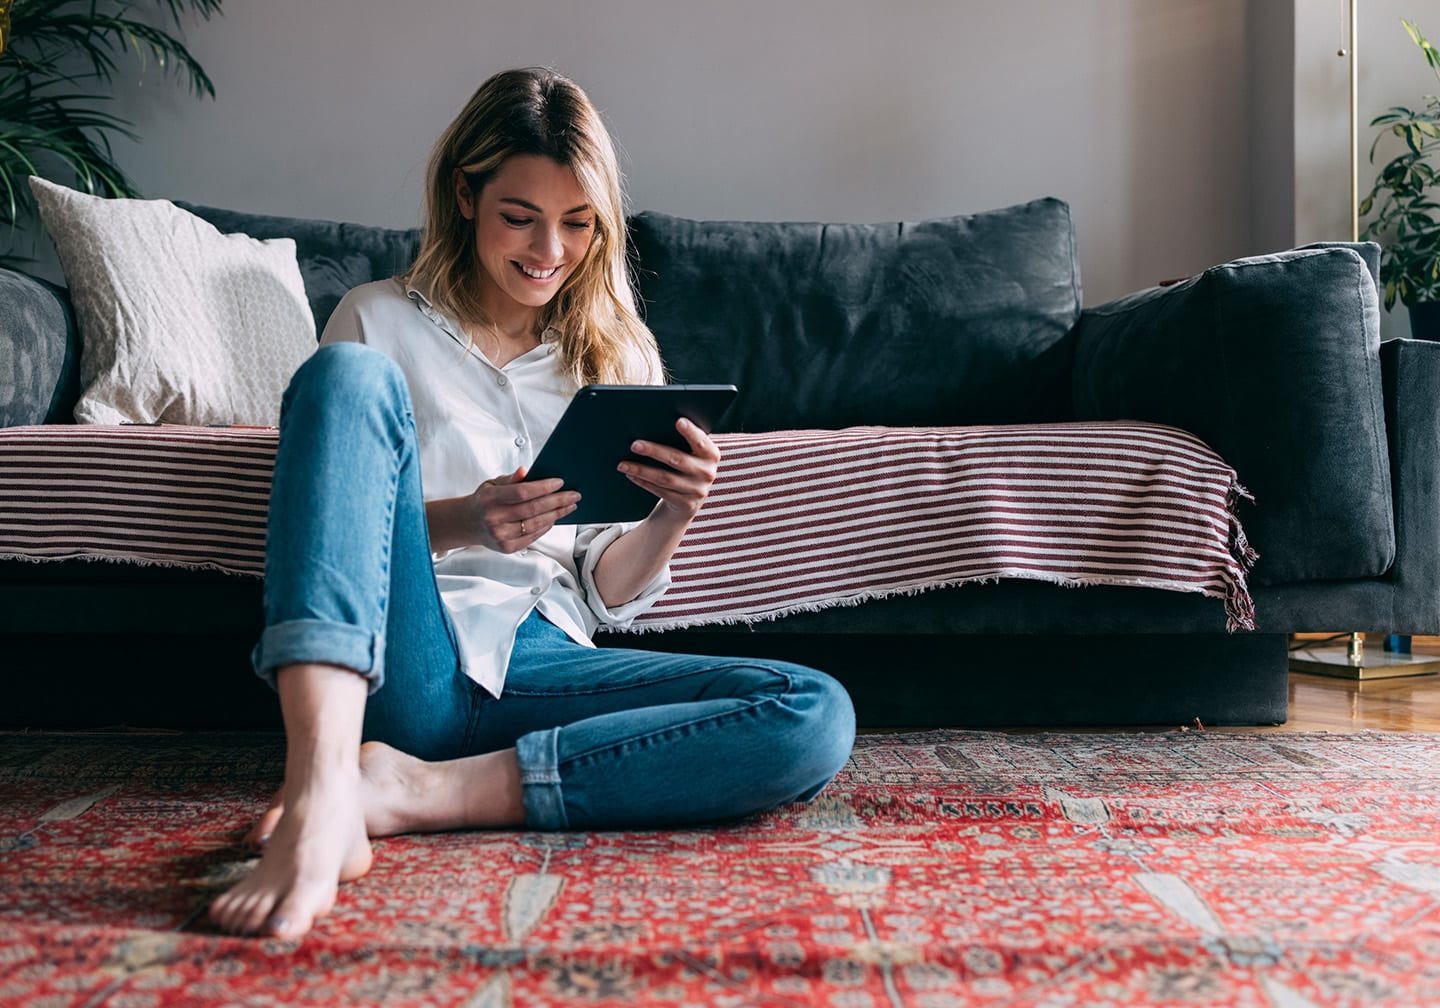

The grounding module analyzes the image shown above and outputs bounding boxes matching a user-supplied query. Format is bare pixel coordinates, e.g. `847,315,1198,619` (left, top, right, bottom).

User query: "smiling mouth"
518,263,559,280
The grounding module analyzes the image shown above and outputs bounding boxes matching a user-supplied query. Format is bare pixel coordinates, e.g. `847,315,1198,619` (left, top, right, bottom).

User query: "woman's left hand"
591,418,720,607
618,417,720,522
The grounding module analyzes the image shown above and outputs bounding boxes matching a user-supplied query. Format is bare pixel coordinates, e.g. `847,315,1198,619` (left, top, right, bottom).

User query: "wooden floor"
1232,634,1440,733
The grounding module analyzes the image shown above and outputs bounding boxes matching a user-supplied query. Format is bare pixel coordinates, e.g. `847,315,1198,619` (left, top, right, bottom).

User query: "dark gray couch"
4,197,1435,730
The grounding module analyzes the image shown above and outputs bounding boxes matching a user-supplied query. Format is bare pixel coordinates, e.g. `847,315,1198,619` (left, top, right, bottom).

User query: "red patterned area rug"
2,729,1439,1007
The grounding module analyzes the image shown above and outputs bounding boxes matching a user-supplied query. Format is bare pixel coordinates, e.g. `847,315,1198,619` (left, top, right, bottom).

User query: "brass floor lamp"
1288,0,1440,681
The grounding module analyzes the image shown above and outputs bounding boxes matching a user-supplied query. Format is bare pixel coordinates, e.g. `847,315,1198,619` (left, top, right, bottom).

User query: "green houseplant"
0,0,222,266
1360,18,1440,339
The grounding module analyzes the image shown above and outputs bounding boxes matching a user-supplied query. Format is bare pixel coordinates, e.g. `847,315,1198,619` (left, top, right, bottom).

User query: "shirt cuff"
574,521,672,627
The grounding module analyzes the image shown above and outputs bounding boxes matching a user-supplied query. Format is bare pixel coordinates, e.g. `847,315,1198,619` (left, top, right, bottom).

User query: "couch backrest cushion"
0,268,81,425
1071,243,1393,586
628,198,1082,431
177,203,421,335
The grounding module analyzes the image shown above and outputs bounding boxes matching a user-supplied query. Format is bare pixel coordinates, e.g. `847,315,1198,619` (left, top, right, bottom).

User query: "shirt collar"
405,283,561,357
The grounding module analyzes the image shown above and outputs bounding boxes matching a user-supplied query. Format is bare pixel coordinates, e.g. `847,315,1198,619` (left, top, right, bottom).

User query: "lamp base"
1289,640,1440,680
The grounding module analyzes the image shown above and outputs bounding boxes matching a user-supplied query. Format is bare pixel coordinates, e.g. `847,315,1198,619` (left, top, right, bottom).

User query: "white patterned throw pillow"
29,176,316,426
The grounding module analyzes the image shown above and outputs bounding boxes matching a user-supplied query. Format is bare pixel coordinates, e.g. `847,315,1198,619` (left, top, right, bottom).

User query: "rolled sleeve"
574,522,671,627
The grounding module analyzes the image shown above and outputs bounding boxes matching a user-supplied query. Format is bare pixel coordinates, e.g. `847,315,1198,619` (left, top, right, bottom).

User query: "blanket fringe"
1223,478,1259,632
0,551,259,578
618,569,1251,636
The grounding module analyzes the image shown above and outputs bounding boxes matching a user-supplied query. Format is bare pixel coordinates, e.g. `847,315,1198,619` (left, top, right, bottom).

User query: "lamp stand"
1290,633,1440,680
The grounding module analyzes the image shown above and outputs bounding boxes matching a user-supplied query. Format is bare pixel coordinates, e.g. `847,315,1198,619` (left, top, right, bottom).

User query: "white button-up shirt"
320,279,669,697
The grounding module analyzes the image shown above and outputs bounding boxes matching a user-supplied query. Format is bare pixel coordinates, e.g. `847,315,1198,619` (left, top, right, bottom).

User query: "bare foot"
209,766,372,938
357,740,473,837
243,744,415,850
245,741,523,848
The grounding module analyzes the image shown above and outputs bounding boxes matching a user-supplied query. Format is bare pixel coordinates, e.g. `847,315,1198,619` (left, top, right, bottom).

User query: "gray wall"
88,0,1250,305
1293,0,1434,340
21,0,1438,322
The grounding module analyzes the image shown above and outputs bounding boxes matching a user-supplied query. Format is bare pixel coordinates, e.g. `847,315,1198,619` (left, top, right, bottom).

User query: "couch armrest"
1071,244,1393,589
0,267,80,425
1379,337,1440,631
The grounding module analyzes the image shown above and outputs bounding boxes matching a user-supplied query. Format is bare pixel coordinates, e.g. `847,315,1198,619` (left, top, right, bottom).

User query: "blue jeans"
253,343,856,829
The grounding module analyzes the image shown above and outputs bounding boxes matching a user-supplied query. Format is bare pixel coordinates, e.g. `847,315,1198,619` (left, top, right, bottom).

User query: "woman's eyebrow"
499,197,592,215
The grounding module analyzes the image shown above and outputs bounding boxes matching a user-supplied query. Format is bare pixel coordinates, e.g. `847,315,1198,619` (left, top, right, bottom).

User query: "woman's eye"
566,220,595,231
502,215,532,227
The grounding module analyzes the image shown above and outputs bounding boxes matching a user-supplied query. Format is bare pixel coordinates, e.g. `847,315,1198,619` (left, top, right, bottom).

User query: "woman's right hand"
428,468,580,554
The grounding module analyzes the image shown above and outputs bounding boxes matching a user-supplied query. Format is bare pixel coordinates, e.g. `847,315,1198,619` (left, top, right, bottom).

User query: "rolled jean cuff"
516,728,569,829
251,618,386,695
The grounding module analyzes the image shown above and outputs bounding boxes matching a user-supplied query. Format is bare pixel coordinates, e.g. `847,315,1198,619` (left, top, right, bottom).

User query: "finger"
621,449,717,491
673,418,722,460
481,466,527,488
499,497,580,552
511,491,581,522
480,475,567,505
623,466,702,498
482,488,580,551
622,466,709,512
632,422,720,470
629,440,703,476
529,496,581,530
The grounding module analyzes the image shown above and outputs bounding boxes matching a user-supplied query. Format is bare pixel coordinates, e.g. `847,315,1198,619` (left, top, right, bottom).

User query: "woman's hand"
590,419,721,608
427,468,579,555
619,418,721,523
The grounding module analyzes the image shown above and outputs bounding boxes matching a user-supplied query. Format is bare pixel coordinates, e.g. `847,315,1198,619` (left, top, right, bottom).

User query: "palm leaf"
0,0,221,260
7,8,215,97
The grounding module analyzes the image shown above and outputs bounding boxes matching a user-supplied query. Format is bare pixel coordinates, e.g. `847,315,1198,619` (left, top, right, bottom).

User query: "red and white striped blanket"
0,421,1257,631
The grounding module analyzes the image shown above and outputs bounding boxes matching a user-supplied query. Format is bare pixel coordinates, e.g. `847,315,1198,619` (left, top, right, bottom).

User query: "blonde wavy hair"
402,67,661,386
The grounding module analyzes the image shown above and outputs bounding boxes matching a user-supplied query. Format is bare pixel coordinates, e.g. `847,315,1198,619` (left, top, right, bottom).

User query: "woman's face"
457,155,596,324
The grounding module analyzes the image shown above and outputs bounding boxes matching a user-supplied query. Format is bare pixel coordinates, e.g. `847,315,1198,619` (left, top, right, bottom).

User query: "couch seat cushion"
0,424,274,574
0,421,1255,632
635,422,1255,633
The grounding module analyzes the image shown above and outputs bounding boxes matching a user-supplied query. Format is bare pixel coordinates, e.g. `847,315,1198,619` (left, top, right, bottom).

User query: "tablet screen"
527,384,738,524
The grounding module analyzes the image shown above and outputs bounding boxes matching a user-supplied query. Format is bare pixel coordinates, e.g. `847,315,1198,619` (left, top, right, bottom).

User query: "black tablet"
527,384,738,524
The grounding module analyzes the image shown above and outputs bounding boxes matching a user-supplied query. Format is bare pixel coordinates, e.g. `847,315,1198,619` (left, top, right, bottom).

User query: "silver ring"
520,521,527,535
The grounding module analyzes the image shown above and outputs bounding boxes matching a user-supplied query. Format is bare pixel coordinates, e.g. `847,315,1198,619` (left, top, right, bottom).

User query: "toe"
244,788,286,850
231,893,274,936
266,881,333,939
245,805,284,851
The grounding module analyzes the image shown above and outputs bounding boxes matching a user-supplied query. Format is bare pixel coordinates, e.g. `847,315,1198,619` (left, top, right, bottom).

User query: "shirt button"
497,375,508,387
530,586,543,596
514,436,526,447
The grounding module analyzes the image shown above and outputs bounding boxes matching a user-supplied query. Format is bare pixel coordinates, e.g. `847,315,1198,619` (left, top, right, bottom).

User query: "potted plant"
0,0,222,267
1360,19,1440,339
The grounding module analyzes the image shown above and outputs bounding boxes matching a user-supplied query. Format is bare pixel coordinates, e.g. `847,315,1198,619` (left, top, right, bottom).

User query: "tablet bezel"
526,384,738,524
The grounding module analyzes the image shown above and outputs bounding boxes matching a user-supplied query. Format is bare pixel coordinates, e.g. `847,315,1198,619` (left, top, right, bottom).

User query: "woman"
208,68,855,940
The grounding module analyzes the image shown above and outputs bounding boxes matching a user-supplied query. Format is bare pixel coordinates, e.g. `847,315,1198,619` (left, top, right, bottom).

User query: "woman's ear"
454,170,477,221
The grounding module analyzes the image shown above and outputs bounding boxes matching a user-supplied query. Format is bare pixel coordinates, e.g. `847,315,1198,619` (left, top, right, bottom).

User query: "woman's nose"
531,225,563,261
